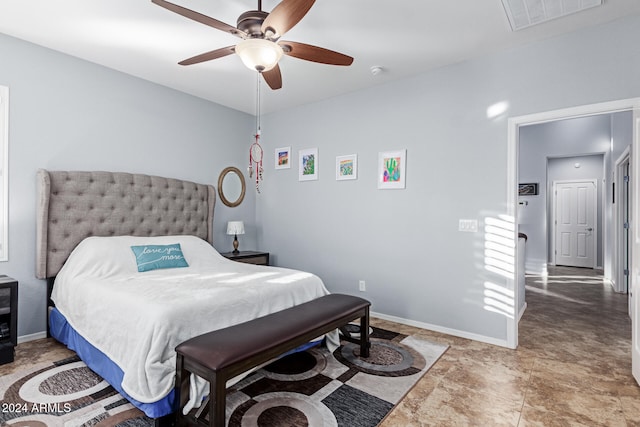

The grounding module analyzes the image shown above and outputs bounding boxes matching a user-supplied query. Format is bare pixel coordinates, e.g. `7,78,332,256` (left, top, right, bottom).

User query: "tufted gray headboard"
36,169,216,279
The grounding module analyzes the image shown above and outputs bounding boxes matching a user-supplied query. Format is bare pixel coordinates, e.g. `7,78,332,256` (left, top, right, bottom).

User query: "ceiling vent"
501,0,603,31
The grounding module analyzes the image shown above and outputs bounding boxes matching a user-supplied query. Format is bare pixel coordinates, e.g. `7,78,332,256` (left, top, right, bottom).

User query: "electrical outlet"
359,280,366,292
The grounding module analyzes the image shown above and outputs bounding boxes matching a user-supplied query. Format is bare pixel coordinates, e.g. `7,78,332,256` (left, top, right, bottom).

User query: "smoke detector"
370,66,384,76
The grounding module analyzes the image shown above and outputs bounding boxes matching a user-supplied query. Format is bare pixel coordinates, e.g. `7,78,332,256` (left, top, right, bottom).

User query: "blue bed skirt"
49,307,175,418
49,307,322,419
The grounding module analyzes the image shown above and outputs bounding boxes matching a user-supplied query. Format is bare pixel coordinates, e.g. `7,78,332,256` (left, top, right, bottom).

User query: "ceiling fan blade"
178,46,235,66
262,65,283,90
152,0,242,37
279,41,353,66
261,0,315,38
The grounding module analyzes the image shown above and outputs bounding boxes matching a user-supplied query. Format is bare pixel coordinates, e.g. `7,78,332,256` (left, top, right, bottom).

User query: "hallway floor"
380,266,639,426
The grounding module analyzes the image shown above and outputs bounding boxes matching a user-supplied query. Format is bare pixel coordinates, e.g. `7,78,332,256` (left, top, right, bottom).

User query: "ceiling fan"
152,0,354,90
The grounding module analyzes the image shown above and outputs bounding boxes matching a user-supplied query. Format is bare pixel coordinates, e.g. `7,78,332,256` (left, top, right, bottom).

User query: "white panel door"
554,180,597,268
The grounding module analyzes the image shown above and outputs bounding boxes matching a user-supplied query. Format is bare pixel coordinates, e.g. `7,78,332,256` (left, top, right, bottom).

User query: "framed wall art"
299,148,318,181
378,149,406,189
336,154,357,181
518,183,538,196
275,146,291,170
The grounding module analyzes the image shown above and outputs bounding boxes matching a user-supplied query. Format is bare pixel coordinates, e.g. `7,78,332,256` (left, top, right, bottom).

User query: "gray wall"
1,13,639,346
258,15,640,345
0,33,255,338
611,112,634,163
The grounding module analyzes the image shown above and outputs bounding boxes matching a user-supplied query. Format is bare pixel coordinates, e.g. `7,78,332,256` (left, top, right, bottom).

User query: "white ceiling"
0,0,638,115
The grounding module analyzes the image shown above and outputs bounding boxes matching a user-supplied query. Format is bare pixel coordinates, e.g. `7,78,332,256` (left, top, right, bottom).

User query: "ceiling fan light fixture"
236,38,284,72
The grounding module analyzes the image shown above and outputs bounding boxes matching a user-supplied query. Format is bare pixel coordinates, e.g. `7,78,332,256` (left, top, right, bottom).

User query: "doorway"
507,97,640,350
615,148,631,298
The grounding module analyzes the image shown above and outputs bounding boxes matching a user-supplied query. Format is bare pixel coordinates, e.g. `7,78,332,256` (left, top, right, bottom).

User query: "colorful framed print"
336,154,358,181
299,148,318,181
378,149,406,189
275,146,291,170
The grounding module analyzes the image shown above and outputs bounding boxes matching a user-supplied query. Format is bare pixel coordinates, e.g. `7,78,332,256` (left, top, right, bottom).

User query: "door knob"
586,227,593,231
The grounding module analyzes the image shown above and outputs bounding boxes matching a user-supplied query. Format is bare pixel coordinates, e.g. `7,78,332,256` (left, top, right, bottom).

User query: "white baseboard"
525,269,549,277
17,331,47,344
371,311,509,348
19,313,515,348
608,279,626,293
518,302,527,322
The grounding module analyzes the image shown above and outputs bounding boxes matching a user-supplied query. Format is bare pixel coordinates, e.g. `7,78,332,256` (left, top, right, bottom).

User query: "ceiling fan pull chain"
249,72,264,193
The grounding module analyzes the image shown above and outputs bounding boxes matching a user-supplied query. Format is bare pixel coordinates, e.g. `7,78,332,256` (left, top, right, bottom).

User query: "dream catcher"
249,132,263,192
249,74,264,192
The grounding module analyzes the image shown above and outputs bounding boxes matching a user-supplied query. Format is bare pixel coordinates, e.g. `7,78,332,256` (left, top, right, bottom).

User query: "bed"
35,169,336,422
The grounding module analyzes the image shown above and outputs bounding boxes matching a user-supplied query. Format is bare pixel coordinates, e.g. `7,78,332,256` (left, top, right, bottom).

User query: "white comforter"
52,235,334,410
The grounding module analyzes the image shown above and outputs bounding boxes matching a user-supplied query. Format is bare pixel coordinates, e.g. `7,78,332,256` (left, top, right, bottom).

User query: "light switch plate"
459,219,478,232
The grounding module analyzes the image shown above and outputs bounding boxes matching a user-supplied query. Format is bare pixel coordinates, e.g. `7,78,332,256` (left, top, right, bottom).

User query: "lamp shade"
235,38,283,72
226,221,245,235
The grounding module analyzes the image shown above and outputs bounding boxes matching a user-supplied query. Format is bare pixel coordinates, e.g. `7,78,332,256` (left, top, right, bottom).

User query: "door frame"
551,179,598,268
631,108,640,384
507,97,640,350
614,147,631,294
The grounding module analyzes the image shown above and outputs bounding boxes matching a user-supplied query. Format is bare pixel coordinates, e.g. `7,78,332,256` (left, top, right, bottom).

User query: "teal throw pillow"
130,243,189,272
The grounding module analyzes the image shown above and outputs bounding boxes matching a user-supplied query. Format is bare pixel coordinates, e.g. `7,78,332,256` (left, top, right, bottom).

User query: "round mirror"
218,166,246,208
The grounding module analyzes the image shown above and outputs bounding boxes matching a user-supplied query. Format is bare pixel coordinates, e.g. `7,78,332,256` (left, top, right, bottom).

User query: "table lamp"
226,221,245,254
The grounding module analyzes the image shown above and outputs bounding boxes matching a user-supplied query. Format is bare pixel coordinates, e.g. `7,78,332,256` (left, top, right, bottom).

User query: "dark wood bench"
174,293,371,427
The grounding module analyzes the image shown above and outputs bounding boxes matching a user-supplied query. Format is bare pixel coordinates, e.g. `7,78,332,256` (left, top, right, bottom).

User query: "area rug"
0,327,448,426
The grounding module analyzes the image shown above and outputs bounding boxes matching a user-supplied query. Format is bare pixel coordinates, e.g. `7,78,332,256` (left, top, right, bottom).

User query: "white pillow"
58,235,222,279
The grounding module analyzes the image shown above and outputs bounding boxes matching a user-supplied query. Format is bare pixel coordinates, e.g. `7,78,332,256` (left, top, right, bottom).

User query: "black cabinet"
221,251,270,266
0,275,17,364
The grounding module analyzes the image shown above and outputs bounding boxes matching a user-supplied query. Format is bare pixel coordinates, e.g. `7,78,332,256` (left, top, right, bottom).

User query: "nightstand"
0,275,17,364
221,251,269,266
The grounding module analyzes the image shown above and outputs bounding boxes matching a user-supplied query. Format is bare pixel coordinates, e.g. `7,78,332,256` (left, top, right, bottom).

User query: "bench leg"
154,413,176,427
360,308,370,358
210,373,226,427
175,354,187,426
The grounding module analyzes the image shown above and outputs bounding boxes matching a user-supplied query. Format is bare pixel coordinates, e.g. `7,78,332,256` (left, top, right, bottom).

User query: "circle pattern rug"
0,357,150,426
198,326,448,427
0,327,448,426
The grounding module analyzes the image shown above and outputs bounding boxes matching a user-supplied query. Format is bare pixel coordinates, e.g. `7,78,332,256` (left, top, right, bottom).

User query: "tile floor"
1,266,638,426
380,266,639,426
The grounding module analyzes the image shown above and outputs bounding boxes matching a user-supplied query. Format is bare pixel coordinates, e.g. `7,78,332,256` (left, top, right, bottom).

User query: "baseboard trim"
518,302,528,322
371,311,509,348
525,268,548,276
18,331,47,344
20,314,516,348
